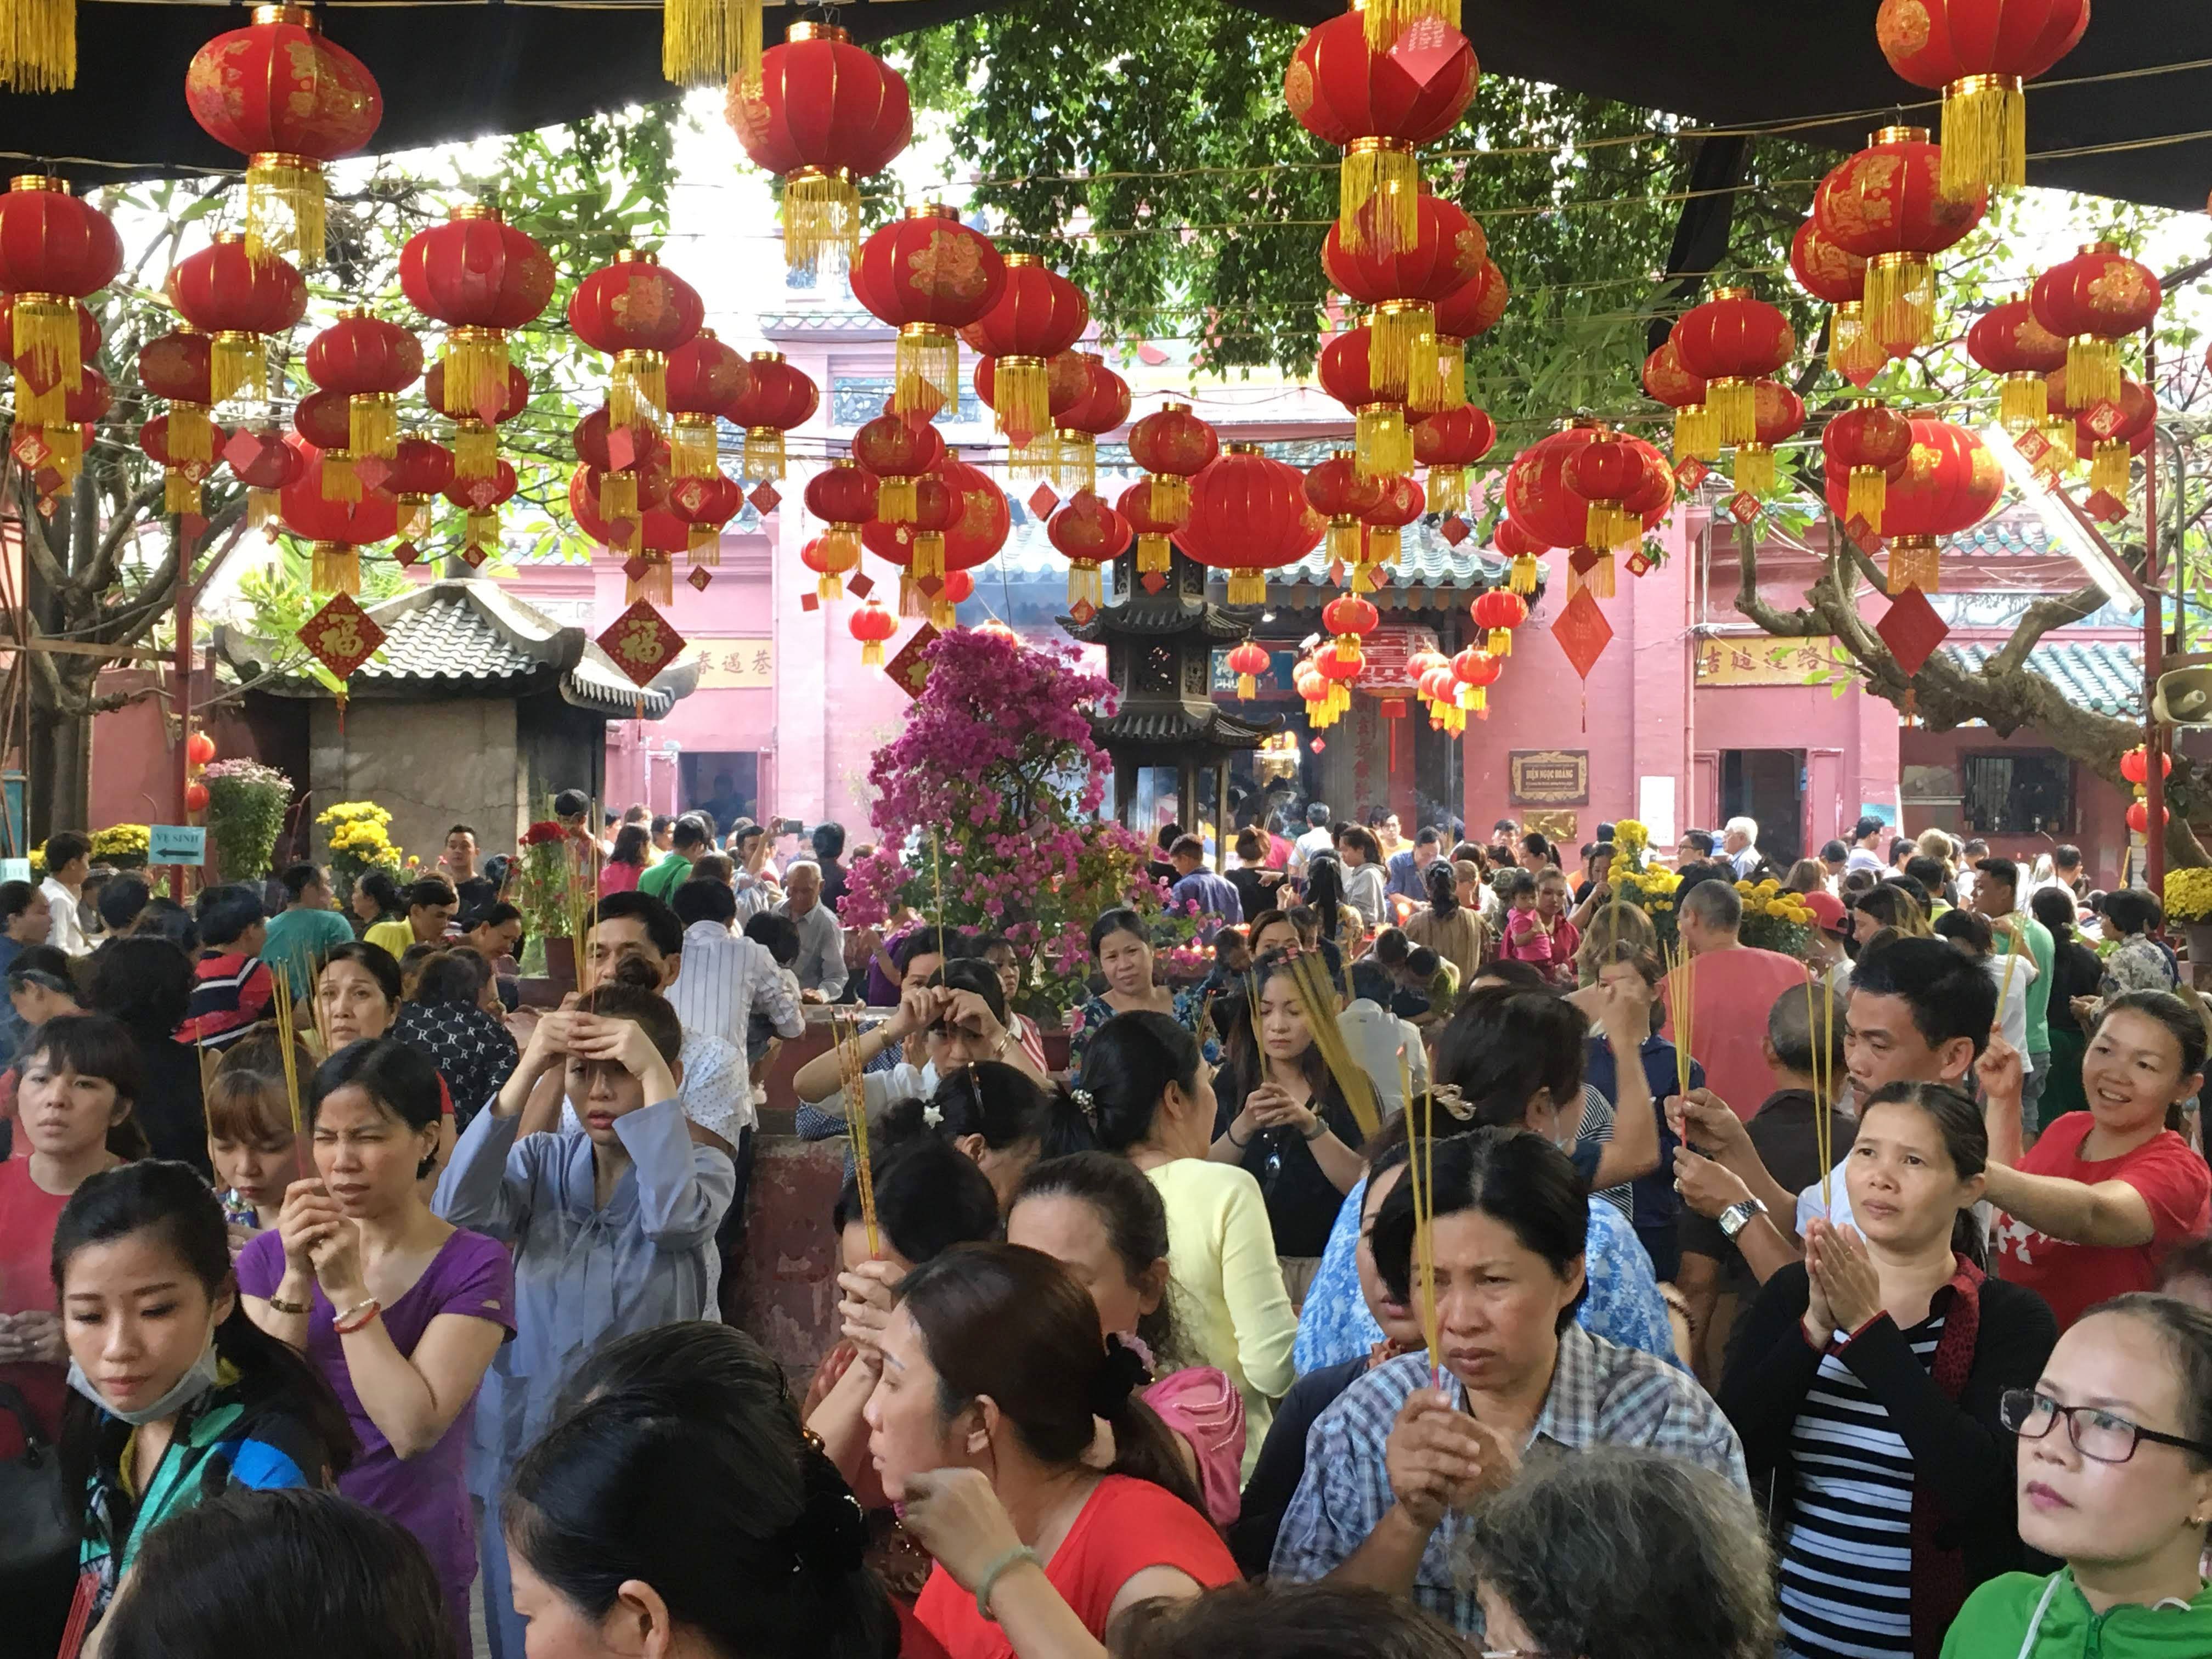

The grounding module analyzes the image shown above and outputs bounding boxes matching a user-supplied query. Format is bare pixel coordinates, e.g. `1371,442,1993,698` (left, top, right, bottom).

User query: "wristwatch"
1718,1197,1768,1240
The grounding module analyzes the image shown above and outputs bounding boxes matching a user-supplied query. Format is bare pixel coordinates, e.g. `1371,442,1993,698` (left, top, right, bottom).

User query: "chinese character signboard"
1509,749,1589,806
1695,636,1836,687
689,637,777,690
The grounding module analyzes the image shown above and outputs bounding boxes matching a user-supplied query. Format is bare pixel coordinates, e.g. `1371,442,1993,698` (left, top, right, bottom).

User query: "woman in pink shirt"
598,824,650,898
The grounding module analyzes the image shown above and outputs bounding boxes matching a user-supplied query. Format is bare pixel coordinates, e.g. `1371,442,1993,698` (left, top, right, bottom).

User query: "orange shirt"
1660,945,1811,1121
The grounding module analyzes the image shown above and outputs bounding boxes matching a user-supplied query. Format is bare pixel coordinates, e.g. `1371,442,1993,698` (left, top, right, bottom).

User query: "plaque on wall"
1509,749,1590,806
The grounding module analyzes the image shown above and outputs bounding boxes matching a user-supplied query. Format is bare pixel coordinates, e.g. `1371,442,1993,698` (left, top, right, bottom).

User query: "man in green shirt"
639,815,710,902
1976,853,2054,1145
260,861,356,998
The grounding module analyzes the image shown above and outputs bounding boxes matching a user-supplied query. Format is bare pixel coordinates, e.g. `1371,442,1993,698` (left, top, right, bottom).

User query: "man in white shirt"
773,860,847,1001
40,830,91,955
1843,814,1888,874
1720,816,1763,879
665,877,802,1057
1290,802,1335,873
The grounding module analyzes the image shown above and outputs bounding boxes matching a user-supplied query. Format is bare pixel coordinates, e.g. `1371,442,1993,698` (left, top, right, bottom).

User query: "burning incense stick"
269,974,306,1138
1282,949,1380,1138
832,1011,878,1257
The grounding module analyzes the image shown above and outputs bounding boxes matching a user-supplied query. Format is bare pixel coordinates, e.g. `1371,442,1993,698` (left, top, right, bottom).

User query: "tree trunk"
27,704,91,844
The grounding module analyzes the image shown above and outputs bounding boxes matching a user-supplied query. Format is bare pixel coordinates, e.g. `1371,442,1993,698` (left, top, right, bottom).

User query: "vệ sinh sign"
1508,749,1590,806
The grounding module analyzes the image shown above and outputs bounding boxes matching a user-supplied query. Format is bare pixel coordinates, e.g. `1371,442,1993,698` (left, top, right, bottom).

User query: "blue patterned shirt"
1293,1171,1679,1375
1270,1334,1746,1633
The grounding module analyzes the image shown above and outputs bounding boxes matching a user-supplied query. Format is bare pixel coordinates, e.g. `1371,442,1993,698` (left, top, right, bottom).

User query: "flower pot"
521,937,579,1009
2185,922,2212,969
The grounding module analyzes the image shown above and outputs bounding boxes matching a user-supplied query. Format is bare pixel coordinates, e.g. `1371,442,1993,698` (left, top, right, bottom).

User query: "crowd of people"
2,793,2211,1659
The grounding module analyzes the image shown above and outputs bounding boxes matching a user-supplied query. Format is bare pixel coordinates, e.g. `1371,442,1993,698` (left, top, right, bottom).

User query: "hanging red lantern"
1823,416,2002,593
1563,431,1647,551
1668,286,1796,447
853,204,1007,416
1359,472,1425,569
136,329,215,467
2075,378,2155,500
2120,747,2171,786
227,425,301,537
804,458,881,575
0,177,119,427
401,203,555,426
725,23,912,274
184,730,217,768
1493,514,1548,597
1874,0,2090,196
444,459,518,566
1053,354,1131,496
2,292,101,431
2126,800,2155,837
666,471,744,566
282,437,399,594
666,329,750,479
1304,450,1385,566
572,405,673,531
961,253,1088,452
2031,241,2160,414
18,364,108,486
1322,193,1486,396
166,232,306,404
1788,218,1883,386
1322,591,1379,655
1812,127,1988,354
1733,380,1806,496
1318,324,1411,479
1285,9,1477,257
725,352,818,482
799,534,857,602
1451,645,1500,715
382,436,453,545
851,405,944,523
1117,477,1188,578
184,7,382,267
304,309,421,482
569,249,705,428
861,458,1008,608
1412,403,1496,515
569,465,686,571
138,416,220,516
1641,340,1716,462
1126,400,1220,522
1410,257,1508,415
1504,424,1606,551
1967,295,2069,433
1226,640,1271,699
1178,445,1325,606
974,349,1092,478
1316,641,1364,724
1471,587,1529,656
425,357,531,484
849,597,899,666
1047,490,1129,613
1821,399,1917,534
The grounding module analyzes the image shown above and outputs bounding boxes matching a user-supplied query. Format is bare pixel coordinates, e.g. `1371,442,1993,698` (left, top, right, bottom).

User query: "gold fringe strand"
210,334,266,404
662,0,764,92
349,393,397,461
1355,405,1412,478
599,470,640,528
1673,403,1719,463
1733,444,1776,497
1999,374,2046,435
1887,537,1940,595
1227,569,1267,606
1509,554,1538,595
1488,627,1513,656
453,421,496,481
1340,139,1418,256
319,453,360,505
310,541,359,595
1054,431,1097,495
1706,377,1755,448
1136,533,1171,573
1369,525,1402,565
442,332,510,421
1148,473,1189,519
1846,466,1887,534
1359,0,1459,54
894,326,958,417
166,404,213,465
248,486,280,535
1864,253,1935,353
2090,439,2130,498
783,170,859,276
743,427,787,482
1408,333,1464,415
0,0,75,91
244,155,326,269
912,532,946,583
1368,302,1428,400
1065,561,1103,613
610,353,668,429
2064,336,2121,411
1940,74,2026,197
990,357,1050,445
672,415,718,478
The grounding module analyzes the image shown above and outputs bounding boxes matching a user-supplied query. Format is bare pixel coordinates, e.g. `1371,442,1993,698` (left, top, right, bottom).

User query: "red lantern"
1471,587,1529,656
185,730,217,767
1322,193,1487,397
1411,258,1508,414
1493,514,1548,596
726,352,819,482
1788,218,1883,385
1967,295,2069,432
183,781,211,814
184,6,381,266
1177,445,1325,606
1563,431,1647,551
1053,354,1131,495
1823,417,2002,593
166,232,307,404
568,250,705,428
0,177,121,426
1304,450,1385,565
2031,241,2161,414
1117,477,1187,577
282,438,399,594
426,357,531,483
1642,340,1716,462
1126,400,1219,522
1322,591,1379,653
401,204,556,425
1733,380,1806,496
138,416,219,516
1821,399,1917,534
229,425,302,536
1412,403,1495,514
861,458,1008,605
569,465,687,559
1812,127,1988,353
961,253,1088,448
665,471,744,564
725,22,912,273
383,436,453,542
444,459,518,563
1318,324,1410,479
804,458,881,572
800,533,858,602
2,292,102,427
304,309,421,475
851,406,944,523
1286,10,1477,257
20,360,107,486
2120,746,2172,786
975,349,1092,477
137,329,215,466
2126,799,2155,837
853,204,1007,415
1505,425,1608,550
1451,645,1501,715
849,596,899,666
667,329,751,478
1359,472,1425,569
1874,0,2090,195
1047,490,1129,612
2076,379,2155,500
1226,640,1271,699
1668,286,1796,447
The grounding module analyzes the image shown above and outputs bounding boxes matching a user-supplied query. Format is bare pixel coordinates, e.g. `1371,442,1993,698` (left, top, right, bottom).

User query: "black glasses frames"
2000,1387,2212,1465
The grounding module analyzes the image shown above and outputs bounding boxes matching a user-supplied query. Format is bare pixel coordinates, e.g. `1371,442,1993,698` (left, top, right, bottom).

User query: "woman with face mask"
50,1161,353,1655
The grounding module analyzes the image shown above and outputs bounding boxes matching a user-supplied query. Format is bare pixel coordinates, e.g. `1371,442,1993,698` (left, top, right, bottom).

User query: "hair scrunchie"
1088,1332,1150,1417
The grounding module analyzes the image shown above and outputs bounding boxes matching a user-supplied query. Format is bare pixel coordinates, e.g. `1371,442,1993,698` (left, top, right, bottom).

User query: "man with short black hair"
1974,854,2054,1142
1167,834,1242,929
365,877,458,958
180,883,275,1051
40,830,91,954
1903,854,1953,915
1662,878,1813,1125
1844,815,1888,874
261,860,354,998
639,814,711,902
650,813,675,854
96,873,150,940
1677,828,1716,865
1385,827,1443,902
438,822,499,915
668,877,802,1058
811,820,849,913
1818,839,1849,886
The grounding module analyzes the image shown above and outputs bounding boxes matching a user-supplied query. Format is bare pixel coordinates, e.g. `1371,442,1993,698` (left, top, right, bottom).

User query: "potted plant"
513,819,591,1003
88,824,150,871
315,800,404,902
201,759,294,881
2163,867,2212,967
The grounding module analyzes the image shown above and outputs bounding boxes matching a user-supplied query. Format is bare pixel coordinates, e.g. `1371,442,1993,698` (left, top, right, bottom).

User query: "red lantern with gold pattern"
961,253,1088,449
725,352,819,482
1323,193,1486,396
1117,477,1187,576
2032,241,2160,414
1505,425,1605,551
290,386,362,502
282,436,399,594
137,328,215,467
1641,340,1716,462
1359,472,1425,571
568,250,705,428
1319,324,1410,480
1285,10,1478,257
1733,380,1806,496
804,458,881,575
401,204,556,425
725,22,912,274
1824,416,2001,594
853,204,1007,416
665,329,750,479
1178,445,1325,606
1053,354,1130,495
851,405,944,523
569,464,686,560
1047,489,1129,613
166,232,306,405
1411,256,1508,414
1813,127,1988,354
1452,644,1500,715
0,177,121,426
1493,514,1547,597
850,596,899,665
443,458,517,563
1127,400,1219,521
1411,403,1494,515
1967,294,2069,432
1821,399,1917,534
1304,450,1385,565
1470,587,1528,657
1226,640,1271,700
184,7,382,267
1788,218,1883,385
1668,287,1796,447
974,348,1090,477
2075,378,2155,500
665,471,744,563
863,458,1007,612
1874,0,2089,195
304,309,421,471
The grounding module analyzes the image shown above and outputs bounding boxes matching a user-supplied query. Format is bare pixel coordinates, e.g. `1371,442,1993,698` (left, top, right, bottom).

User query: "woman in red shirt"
868,1244,1238,1659
1981,990,2212,1330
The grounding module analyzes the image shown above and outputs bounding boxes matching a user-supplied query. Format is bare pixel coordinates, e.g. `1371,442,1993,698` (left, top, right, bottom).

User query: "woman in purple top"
239,1038,512,1655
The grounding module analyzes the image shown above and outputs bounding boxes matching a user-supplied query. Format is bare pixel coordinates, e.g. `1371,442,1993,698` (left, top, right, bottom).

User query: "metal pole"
2143,336,2165,899
173,524,197,904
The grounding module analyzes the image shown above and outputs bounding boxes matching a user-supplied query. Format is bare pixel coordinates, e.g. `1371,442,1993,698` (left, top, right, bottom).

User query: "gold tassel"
467,509,499,552
611,353,668,428
600,469,640,528
1408,334,1463,415
693,533,722,568
671,415,718,478
1370,525,1401,564
894,326,958,416
0,0,75,90
2000,374,2046,435
662,0,764,92
1340,139,1418,256
2091,439,2130,498
1054,432,1097,495
1065,561,1103,613
816,569,845,601
453,421,497,481
860,638,886,668
1355,405,1412,478
1583,500,1635,550
1590,549,1616,599
310,541,359,595
244,155,326,269
877,476,918,523
1012,434,1059,481
783,169,859,276
1887,537,1940,595
1350,561,1375,593
249,486,280,535
349,393,397,461
442,332,510,421
1673,404,1719,462
1864,253,1935,353
320,453,361,504
913,532,946,583
1227,569,1267,606
1706,378,1755,447
1509,554,1538,595
898,573,927,618
210,333,266,404
167,404,213,465
1846,466,1887,533
1358,0,1459,55
9,296,78,409
991,357,1051,445
1369,302,1429,400
625,556,674,607
1940,74,2026,197
1237,672,1257,699
1426,466,1466,514
398,499,432,541
743,427,786,482
12,366,63,427
1488,627,1512,656
1327,520,1361,563
2039,413,2076,469
1148,473,1189,518
44,422,81,482
1457,684,1486,715
1137,533,1171,573
1733,445,1776,497
2064,336,2120,410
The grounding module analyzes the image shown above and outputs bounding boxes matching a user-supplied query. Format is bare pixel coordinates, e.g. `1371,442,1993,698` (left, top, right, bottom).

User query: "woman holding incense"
1719,1082,2058,1659
1209,949,1368,1304
238,1039,512,1654
1051,1011,1296,1476
793,958,1049,1120
1068,909,1214,1071
205,1028,315,1249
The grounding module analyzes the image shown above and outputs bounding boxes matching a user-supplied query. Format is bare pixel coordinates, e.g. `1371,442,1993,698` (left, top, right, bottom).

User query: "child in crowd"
205,1027,313,1250
1499,869,1554,974
177,884,273,1052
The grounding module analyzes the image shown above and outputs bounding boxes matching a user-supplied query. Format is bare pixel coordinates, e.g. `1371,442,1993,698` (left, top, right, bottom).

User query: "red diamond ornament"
1624,550,1653,577
1875,583,1949,678
606,425,638,471
689,566,713,591
9,429,50,470
1311,738,1327,753
596,600,686,689
621,555,649,583
393,540,421,569
353,455,392,495
1438,515,1469,545
1387,15,1463,88
2085,399,2123,439
1027,483,1060,518
297,592,387,682
222,427,275,476
1551,586,1613,680
1140,572,1167,594
1844,514,1883,555
883,623,942,697
460,542,488,569
799,591,821,613
1069,597,1097,625
1726,490,1760,524
1567,549,1601,579
748,483,780,515
2084,489,2128,523
847,572,876,600
1674,457,1710,489
2013,427,2051,464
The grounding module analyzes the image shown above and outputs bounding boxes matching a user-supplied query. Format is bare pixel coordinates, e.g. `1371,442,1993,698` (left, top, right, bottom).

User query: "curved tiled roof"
1938,639,2143,718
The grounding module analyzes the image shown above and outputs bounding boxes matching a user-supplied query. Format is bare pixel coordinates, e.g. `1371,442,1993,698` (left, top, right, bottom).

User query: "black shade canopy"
16,1,2211,208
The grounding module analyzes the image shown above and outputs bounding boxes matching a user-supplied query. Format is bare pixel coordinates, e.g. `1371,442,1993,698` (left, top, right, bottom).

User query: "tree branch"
1988,581,2106,678
1730,518,1821,636
83,479,168,595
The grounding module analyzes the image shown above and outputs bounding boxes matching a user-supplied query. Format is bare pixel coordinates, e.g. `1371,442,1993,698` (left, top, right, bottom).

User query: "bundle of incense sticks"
1281,948,1381,1138
1995,912,2024,1016
1663,940,1697,1104
930,830,946,936
267,974,306,1136
307,956,334,1061
1805,972,1837,1211
1401,1053,1444,1389
567,800,601,995
832,1011,878,1257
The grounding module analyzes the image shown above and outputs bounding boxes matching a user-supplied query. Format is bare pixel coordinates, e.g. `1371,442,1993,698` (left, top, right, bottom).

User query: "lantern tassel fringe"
2064,336,2122,412
166,405,213,465
442,334,510,422
783,170,859,276
310,541,359,596
877,476,918,523
1887,538,1941,596
1846,467,1888,535
1673,404,1719,463
349,394,397,462
894,329,958,418
1368,304,1428,399
209,335,266,405
743,428,787,482
1339,145,1418,256
453,421,497,481
1864,255,1936,354
990,358,1051,449
163,469,201,517
320,453,361,505
1065,561,1103,613
663,0,764,92
0,0,74,91
245,156,326,270
1408,333,1464,415
1940,75,2026,198
672,417,718,479
1733,445,1776,498
1147,473,1189,519
1136,533,1171,573
2000,375,2047,435
1707,379,1756,448
1355,407,1412,479
2091,439,2131,499
1509,554,1538,596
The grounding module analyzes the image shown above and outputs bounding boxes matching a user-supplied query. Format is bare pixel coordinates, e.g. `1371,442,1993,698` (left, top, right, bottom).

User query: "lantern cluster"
1822,416,2002,594
1503,422,1672,601
2120,745,2171,840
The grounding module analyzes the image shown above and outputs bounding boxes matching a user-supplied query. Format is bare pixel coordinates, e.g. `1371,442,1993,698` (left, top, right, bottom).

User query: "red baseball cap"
1801,890,1848,937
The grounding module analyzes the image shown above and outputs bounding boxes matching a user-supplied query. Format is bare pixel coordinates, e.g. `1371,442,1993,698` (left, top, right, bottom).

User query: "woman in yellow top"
1051,1009,1297,1480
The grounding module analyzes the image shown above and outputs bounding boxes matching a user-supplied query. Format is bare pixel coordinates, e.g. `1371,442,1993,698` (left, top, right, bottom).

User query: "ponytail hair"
877,1062,1049,1161
1424,858,1458,919
895,1243,1208,1520
1053,1011,1201,1156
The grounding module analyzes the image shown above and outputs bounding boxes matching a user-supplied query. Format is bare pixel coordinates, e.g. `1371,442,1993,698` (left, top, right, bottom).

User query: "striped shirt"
178,950,275,1050
1780,1311,1945,1659
668,920,802,1055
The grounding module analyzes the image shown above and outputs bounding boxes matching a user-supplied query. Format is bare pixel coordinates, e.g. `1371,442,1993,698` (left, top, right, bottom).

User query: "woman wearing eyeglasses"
1942,1294,2212,1657
1719,1082,2058,1659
